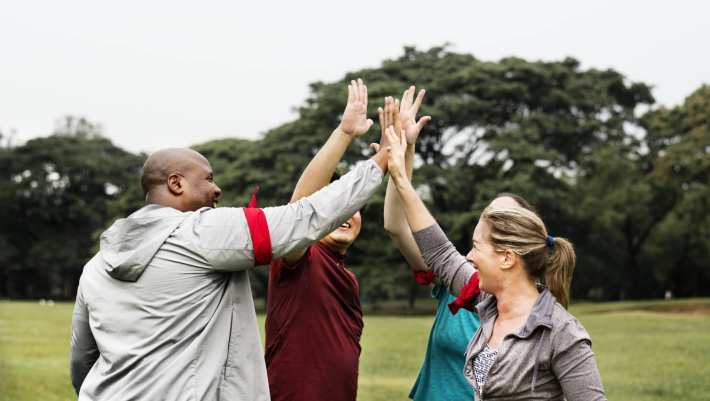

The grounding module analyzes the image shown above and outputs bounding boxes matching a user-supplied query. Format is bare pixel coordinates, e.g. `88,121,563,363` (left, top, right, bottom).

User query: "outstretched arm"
194,135,390,272
190,81,391,272
283,79,374,265
384,126,474,295
384,126,436,234
383,86,431,272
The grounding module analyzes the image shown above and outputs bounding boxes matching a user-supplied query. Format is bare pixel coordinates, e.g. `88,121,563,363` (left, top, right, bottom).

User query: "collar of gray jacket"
476,287,556,338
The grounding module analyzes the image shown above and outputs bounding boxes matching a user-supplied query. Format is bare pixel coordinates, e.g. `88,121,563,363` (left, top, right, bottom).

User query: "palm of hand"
341,101,370,137
400,112,419,145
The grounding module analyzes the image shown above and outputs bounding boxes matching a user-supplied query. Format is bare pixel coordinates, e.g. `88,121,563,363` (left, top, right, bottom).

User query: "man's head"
141,148,222,212
319,211,363,255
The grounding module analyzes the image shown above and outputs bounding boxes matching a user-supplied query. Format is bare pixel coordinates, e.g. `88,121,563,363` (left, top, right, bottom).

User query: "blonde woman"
382,125,606,400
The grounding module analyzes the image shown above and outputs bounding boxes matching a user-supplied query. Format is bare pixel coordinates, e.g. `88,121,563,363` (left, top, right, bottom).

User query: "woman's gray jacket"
413,223,607,401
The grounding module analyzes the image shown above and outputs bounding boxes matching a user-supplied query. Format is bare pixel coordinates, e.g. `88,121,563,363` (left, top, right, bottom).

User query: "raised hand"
339,78,374,137
375,96,402,150
399,86,431,145
384,125,408,182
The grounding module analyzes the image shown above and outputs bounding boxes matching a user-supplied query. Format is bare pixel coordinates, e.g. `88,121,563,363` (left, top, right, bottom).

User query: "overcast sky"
2,1,708,153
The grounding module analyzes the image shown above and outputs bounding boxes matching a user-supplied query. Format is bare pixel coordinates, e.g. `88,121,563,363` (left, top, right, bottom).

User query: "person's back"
71,139,390,400
74,204,266,400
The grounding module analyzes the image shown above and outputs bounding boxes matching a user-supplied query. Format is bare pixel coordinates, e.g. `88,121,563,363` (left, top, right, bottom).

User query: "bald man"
69,80,386,401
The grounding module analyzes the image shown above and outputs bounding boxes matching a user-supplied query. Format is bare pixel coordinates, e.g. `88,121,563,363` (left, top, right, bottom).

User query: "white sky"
2,0,708,153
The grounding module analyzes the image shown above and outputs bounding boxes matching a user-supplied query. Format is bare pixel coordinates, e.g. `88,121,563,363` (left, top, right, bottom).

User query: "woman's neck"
495,279,539,320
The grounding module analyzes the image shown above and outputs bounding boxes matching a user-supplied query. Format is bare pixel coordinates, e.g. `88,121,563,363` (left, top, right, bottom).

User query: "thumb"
369,143,381,152
365,119,374,131
416,116,432,131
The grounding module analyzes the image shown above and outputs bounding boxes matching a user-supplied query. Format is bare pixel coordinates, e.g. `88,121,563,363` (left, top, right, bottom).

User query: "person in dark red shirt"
265,79,376,401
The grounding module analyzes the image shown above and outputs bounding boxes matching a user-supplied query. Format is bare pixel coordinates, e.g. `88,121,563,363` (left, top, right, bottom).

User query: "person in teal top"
408,283,480,401
381,84,535,401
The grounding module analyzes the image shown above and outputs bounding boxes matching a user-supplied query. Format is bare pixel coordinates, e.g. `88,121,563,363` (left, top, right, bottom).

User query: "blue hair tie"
546,235,555,249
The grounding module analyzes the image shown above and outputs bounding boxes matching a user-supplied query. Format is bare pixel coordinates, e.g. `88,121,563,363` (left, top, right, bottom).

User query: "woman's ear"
167,173,184,195
499,249,517,271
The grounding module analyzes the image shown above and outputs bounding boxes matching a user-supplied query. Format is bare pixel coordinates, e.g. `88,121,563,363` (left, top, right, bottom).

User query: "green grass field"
2,299,710,401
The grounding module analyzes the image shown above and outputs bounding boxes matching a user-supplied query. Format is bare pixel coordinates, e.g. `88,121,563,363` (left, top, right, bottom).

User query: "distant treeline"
1,46,708,304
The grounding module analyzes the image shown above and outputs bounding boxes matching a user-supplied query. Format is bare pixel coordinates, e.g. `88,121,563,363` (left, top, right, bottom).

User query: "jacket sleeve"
70,285,100,395
552,319,607,401
191,159,384,271
412,223,475,297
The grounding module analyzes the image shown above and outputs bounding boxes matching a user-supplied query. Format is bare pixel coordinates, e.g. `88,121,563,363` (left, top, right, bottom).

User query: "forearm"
70,292,99,395
388,226,430,272
391,174,436,233
383,144,415,234
70,345,98,395
268,159,384,258
384,145,428,271
194,155,385,271
290,127,353,202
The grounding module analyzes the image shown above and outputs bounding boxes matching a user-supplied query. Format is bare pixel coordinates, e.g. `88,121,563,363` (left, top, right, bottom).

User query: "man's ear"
167,173,184,195
499,249,516,271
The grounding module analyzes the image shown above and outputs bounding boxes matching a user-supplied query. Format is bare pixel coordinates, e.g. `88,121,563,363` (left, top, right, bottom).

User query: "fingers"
416,116,432,131
382,97,388,127
384,97,392,129
388,96,396,127
385,125,405,150
404,85,415,108
391,124,404,148
347,84,354,104
377,107,384,131
393,98,403,134
359,78,367,107
384,126,398,147
412,89,426,113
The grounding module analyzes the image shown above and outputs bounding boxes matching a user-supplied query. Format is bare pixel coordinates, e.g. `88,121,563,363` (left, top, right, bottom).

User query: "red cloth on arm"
413,270,435,285
243,186,272,266
265,242,363,401
447,271,481,315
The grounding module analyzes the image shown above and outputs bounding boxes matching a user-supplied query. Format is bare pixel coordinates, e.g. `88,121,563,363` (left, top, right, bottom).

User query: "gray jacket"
413,223,606,401
70,160,383,401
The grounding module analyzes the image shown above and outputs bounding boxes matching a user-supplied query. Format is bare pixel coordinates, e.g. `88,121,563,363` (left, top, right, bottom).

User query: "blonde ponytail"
544,237,575,308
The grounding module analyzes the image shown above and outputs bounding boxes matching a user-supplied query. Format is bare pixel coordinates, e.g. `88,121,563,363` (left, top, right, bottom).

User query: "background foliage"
1,46,708,303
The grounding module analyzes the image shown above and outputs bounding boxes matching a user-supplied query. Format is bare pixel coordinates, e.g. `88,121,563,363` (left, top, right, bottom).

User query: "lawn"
1,299,710,401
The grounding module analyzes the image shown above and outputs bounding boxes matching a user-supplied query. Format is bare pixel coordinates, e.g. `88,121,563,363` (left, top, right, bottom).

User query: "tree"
573,85,710,299
0,117,144,298
196,46,656,304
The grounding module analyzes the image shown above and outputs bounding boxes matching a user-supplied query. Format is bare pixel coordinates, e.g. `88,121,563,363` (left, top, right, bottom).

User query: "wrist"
370,150,388,172
391,170,412,188
335,124,357,140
